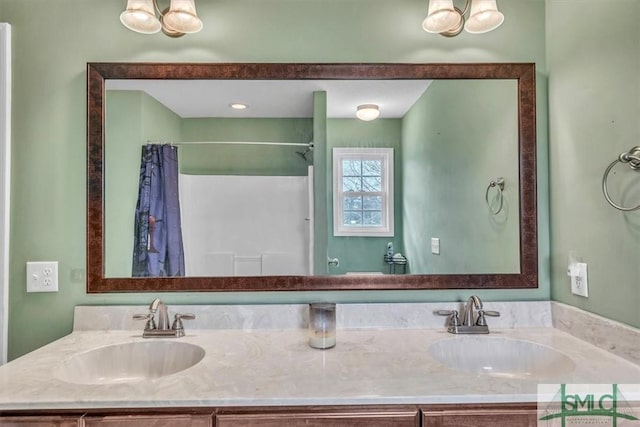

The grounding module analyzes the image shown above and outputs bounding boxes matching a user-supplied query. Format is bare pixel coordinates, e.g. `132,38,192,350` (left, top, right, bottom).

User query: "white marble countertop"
1,326,639,410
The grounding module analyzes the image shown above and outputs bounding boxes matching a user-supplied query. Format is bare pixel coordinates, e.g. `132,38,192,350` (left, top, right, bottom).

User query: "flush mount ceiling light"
356,104,380,121
422,0,504,37
230,103,248,110
120,0,203,38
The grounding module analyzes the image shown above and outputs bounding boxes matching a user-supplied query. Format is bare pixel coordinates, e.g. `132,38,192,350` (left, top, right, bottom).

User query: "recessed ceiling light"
230,103,248,110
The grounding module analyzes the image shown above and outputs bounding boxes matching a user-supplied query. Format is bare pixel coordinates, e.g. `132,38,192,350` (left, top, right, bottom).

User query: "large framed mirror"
87,62,537,292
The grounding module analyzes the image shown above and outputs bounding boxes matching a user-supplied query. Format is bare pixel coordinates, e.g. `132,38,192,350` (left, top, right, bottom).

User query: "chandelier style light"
422,0,504,37
120,0,203,38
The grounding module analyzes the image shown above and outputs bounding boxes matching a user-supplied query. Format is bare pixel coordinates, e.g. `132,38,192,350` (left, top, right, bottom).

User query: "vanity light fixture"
356,104,380,121
120,0,203,38
230,103,248,110
422,0,504,37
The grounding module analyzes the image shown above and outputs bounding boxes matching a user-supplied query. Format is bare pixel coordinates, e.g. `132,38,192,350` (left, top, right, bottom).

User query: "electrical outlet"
570,262,588,298
26,261,59,293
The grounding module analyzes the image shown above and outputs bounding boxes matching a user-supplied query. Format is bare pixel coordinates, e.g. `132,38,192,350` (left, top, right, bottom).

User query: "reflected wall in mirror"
88,63,537,292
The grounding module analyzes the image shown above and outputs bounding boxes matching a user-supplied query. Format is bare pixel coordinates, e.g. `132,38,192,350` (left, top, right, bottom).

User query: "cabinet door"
422,408,537,427
217,409,419,427
83,414,212,427
0,417,80,427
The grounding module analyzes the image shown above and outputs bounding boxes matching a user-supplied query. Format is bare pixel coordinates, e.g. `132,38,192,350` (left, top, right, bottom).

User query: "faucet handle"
476,309,500,326
171,313,196,336
133,313,156,330
434,309,460,326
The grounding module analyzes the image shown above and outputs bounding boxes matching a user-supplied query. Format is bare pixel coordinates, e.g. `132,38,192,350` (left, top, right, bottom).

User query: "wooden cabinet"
83,414,212,427
0,416,80,427
216,407,420,427
422,404,538,427
0,403,538,427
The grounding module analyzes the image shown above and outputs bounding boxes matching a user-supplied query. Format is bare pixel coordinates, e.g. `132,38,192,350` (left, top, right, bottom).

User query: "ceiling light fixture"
230,103,248,110
422,0,504,37
356,104,380,122
120,0,203,38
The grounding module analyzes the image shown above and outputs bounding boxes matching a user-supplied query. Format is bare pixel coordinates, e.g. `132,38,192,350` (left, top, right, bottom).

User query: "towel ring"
485,177,505,215
602,146,640,211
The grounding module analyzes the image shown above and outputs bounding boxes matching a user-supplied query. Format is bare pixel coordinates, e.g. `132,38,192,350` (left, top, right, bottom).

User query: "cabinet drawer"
217,409,419,427
83,414,212,427
0,417,80,427
422,408,537,427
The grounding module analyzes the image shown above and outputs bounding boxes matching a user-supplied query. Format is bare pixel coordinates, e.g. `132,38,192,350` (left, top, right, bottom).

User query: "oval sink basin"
429,336,575,379
54,341,205,385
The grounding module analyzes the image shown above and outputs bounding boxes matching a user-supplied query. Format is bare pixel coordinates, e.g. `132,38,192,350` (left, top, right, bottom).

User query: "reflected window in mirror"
333,148,394,237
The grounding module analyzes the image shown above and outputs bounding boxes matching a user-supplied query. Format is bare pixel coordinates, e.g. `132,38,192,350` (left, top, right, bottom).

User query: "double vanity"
1,301,639,426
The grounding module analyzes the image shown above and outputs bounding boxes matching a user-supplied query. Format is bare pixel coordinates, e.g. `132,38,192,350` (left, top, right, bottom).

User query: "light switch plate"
570,262,588,298
26,261,59,293
431,238,440,255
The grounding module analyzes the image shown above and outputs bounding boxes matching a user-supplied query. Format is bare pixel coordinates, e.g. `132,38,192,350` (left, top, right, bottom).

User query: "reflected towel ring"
602,146,640,211
485,177,505,215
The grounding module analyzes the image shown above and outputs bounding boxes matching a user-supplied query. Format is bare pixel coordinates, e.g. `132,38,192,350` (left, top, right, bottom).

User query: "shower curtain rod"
151,141,314,148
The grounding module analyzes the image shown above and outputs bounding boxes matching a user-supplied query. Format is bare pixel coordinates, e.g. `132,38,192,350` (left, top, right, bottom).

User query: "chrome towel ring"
485,177,505,215
602,146,640,211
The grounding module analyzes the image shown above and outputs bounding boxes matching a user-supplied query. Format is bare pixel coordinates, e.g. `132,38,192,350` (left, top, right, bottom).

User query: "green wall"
402,80,519,274
179,118,312,176
1,0,549,360
326,119,403,274
313,92,329,275
546,0,640,328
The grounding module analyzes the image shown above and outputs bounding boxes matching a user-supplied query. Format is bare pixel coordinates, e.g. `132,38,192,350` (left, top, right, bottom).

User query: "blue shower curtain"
132,144,185,277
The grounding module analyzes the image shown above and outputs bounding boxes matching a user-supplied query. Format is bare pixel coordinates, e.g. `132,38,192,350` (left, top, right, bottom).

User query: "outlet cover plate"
570,262,588,298
26,261,58,293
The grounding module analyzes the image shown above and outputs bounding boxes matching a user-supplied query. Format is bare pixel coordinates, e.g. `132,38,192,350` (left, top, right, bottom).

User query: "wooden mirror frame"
87,62,537,292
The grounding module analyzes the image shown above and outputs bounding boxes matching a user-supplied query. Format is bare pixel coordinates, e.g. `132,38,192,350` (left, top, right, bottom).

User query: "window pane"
343,211,362,226
344,196,362,210
362,195,382,210
362,160,382,176
342,176,362,192
362,176,381,192
363,211,382,226
342,159,361,176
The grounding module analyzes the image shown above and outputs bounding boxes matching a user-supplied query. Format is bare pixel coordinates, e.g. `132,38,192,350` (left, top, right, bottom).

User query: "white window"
333,148,394,237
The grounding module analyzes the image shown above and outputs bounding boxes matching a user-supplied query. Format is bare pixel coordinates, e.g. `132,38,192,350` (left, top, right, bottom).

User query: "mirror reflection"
104,78,519,278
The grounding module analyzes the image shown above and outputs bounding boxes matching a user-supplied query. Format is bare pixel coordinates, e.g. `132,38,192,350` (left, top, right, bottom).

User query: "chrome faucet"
462,295,483,327
133,298,195,338
435,295,500,334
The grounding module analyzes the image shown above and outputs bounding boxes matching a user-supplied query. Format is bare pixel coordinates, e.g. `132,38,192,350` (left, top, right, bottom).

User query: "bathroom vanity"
1,302,639,426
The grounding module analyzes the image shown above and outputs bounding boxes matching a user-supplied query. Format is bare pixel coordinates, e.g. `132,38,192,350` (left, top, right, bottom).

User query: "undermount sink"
54,341,205,385
429,336,575,379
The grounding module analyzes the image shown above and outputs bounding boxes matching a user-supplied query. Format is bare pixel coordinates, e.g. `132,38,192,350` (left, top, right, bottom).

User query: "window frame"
332,147,394,237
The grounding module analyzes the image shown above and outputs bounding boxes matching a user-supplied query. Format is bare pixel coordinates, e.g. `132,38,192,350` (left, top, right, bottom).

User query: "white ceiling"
106,79,433,119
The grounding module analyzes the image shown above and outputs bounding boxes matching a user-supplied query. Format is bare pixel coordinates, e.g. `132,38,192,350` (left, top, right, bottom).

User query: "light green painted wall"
547,0,640,328
402,80,520,274
179,118,312,176
313,92,329,275
104,90,182,277
1,0,549,359
326,119,403,275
